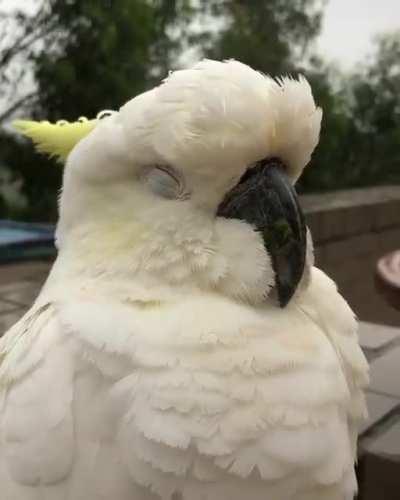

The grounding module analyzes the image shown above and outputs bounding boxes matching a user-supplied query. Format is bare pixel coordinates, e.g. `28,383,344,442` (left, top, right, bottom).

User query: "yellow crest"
13,111,114,162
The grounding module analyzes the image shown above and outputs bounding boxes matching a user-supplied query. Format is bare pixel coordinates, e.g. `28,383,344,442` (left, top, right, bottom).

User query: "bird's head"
15,59,321,306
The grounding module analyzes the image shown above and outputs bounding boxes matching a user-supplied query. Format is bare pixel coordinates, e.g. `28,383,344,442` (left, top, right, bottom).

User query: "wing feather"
0,305,74,490
0,266,367,500
56,266,367,500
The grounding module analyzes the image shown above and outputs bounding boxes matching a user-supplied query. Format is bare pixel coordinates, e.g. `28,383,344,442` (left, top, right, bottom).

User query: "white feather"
0,59,366,500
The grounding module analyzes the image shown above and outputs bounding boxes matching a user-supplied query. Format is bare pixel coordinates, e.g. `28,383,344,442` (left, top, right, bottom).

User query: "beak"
217,158,307,307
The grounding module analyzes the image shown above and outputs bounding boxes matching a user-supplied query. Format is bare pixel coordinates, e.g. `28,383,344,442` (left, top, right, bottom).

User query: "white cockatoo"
1,59,368,500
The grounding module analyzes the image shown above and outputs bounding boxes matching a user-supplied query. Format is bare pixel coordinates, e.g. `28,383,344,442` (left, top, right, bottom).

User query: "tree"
348,32,400,186
0,0,69,219
0,0,192,124
0,0,57,125
296,58,357,192
195,0,325,76
301,31,400,192
33,0,192,121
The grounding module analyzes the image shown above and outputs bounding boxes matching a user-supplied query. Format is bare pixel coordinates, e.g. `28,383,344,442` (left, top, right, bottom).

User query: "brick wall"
301,186,400,327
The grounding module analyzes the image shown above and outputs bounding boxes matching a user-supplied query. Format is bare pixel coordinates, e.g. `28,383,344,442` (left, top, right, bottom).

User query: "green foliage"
0,132,61,221
196,0,323,75
34,0,191,120
348,34,400,186
300,32,400,192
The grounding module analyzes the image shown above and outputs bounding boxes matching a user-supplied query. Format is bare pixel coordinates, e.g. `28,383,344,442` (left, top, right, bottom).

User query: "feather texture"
12,112,115,162
0,268,367,500
1,59,366,500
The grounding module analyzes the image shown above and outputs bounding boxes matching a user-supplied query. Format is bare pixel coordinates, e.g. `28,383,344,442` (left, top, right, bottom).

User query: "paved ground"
0,260,51,333
1,260,400,498
357,322,400,500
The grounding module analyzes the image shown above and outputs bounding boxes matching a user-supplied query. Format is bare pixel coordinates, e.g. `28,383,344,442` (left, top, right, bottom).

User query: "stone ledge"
301,186,400,213
301,186,400,245
301,186,400,327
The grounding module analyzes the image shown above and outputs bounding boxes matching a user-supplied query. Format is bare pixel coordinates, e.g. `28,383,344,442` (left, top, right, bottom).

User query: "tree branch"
0,21,56,68
0,3,54,68
0,91,37,124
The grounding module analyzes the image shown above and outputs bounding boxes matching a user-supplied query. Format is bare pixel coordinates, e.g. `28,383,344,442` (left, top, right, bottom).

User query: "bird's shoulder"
296,266,369,393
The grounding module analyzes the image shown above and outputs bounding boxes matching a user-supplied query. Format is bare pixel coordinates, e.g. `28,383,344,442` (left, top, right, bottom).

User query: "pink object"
375,251,400,310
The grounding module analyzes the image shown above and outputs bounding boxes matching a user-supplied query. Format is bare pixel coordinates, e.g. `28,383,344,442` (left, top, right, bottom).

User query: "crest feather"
13,112,114,162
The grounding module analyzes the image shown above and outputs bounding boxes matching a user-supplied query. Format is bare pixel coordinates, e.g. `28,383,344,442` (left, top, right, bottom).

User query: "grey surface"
0,261,51,337
369,346,400,398
361,392,399,434
365,420,400,457
301,185,400,213
359,322,400,351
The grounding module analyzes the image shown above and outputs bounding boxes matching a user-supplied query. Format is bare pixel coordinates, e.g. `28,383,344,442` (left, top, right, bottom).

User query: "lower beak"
217,158,307,307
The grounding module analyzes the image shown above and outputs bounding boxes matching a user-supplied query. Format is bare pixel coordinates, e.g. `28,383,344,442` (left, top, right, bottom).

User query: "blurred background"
0,1,400,497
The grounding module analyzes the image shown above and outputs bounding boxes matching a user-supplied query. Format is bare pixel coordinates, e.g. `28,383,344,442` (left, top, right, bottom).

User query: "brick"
345,204,374,237
318,208,352,241
304,211,323,243
327,233,380,263
375,200,400,231
362,203,381,233
301,186,400,215
378,228,400,254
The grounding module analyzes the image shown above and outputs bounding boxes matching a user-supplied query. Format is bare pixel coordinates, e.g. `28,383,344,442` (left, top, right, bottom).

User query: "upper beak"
217,158,307,307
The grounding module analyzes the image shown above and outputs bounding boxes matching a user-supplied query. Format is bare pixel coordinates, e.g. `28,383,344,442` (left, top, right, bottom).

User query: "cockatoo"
1,59,368,500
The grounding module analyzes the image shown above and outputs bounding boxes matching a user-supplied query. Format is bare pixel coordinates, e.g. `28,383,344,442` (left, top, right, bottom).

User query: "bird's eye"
140,166,187,200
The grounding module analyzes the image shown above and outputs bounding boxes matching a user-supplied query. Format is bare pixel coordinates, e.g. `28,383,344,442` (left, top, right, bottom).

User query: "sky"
316,0,400,68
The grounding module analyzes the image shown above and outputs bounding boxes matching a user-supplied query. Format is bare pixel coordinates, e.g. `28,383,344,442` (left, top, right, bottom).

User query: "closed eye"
140,165,189,200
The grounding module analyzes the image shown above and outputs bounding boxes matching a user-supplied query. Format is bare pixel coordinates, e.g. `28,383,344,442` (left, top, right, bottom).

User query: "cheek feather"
213,218,274,304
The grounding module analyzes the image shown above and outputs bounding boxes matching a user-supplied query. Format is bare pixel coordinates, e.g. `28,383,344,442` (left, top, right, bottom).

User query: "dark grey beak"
217,158,307,307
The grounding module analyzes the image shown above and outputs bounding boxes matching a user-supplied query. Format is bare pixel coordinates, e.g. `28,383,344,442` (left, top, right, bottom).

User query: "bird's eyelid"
139,165,189,200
